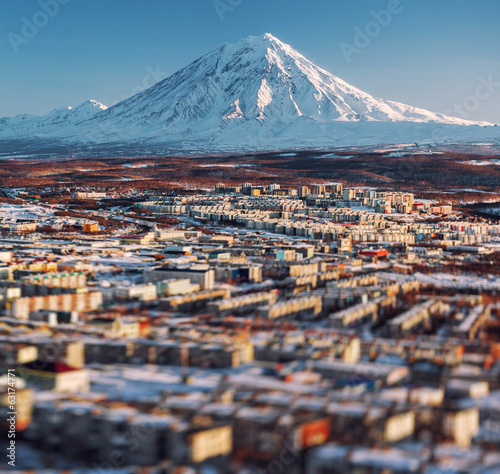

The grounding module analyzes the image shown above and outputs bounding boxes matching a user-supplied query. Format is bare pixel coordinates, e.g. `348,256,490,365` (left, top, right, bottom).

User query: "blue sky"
1,0,499,122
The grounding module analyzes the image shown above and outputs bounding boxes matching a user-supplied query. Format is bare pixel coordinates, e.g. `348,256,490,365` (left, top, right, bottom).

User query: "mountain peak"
234,33,296,56
253,32,284,45
261,32,277,40
238,32,281,44
76,99,108,111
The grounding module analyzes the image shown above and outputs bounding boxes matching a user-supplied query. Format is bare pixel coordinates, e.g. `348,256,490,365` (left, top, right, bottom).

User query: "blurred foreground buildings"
0,182,500,472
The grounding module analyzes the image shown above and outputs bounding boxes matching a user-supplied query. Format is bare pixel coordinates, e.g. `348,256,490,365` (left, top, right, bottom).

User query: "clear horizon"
1,0,499,123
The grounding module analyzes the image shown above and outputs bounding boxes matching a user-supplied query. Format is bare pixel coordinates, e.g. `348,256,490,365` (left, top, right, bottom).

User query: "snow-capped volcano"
0,33,498,152
90,33,491,136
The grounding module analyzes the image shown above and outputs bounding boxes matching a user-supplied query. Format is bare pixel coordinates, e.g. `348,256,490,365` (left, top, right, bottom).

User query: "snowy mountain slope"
0,34,498,152
0,100,107,139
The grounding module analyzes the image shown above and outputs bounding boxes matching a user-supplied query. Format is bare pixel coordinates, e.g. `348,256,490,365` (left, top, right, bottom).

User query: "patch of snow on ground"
316,153,353,159
458,160,496,166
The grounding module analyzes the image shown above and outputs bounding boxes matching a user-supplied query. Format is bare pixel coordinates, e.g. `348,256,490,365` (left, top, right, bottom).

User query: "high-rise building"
314,185,326,196
343,189,355,201
331,183,343,196
242,183,253,195
215,183,226,194
298,186,310,198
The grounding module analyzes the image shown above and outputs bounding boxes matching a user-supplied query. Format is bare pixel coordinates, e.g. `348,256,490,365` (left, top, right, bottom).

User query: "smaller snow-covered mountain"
0,100,107,139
